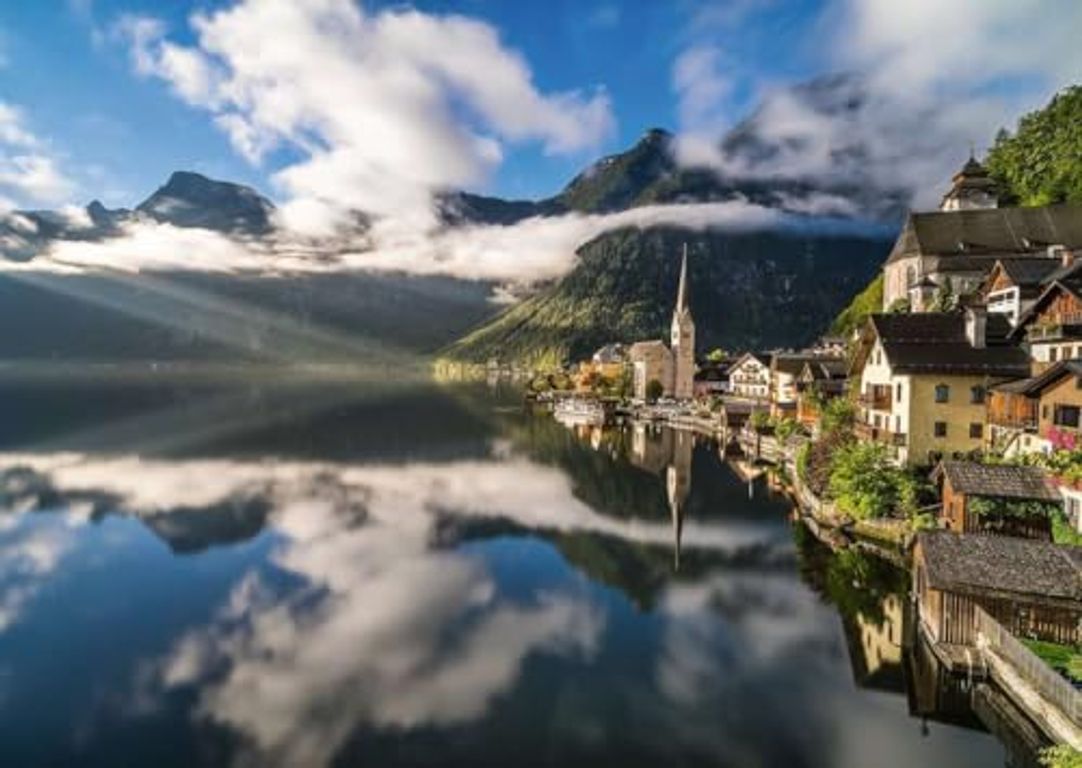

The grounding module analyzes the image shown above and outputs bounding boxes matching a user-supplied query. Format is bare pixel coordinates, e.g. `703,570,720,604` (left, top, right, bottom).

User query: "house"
987,360,1082,457
930,460,1059,538
771,353,846,420
728,352,771,401
693,360,730,397
881,157,1082,311
913,531,1082,647
628,247,696,400
851,309,1030,467
628,340,673,400
1009,263,1082,372
796,358,848,426
979,257,1062,326
574,343,627,390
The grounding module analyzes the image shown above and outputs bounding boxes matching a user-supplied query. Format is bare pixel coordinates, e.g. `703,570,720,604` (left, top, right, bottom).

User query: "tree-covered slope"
829,273,883,338
987,86,1082,206
442,227,890,367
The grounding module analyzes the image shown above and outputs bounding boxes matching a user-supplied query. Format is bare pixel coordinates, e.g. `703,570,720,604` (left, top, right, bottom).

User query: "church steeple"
670,243,696,400
940,154,998,211
676,243,690,316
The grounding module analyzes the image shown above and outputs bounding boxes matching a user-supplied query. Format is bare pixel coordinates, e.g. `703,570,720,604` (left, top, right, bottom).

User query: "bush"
820,398,856,436
749,410,772,432
775,417,799,443
1041,745,1082,768
828,442,916,520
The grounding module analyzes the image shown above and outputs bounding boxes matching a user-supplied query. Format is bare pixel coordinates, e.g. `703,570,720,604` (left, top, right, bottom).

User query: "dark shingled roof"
868,313,1029,376
990,360,1082,397
918,531,1082,602
801,358,848,381
932,460,1060,501
997,257,1062,287
886,205,1082,265
773,353,831,376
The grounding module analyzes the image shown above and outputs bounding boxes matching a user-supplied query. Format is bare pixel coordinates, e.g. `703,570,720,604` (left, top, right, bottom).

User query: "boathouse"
930,460,1060,538
913,531,1082,646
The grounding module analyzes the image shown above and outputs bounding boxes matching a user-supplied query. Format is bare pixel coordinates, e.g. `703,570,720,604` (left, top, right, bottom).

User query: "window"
875,350,882,365
934,384,950,403
1053,404,1081,429
934,422,948,438
970,386,985,404
896,383,902,402
969,423,983,439
1051,347,1059,362
1066,347,1075,360
874,414,881,428
895,415,902,433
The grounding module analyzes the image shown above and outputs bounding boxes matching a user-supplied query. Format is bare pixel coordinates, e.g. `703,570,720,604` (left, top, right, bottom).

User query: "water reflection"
0,380,1016,766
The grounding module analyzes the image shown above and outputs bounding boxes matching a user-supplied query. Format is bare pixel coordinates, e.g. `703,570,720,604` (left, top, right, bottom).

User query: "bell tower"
670,244,696,400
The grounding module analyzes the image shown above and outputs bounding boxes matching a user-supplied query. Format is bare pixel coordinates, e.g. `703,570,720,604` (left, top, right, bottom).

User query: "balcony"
1026,313,1082,341
856,422,907,447
858,389,893,412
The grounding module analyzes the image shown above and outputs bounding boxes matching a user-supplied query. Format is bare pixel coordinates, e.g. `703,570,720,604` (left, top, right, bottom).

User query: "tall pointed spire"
676,242,689,314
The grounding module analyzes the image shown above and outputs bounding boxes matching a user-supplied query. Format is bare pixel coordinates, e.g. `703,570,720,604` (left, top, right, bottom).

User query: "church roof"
885,205,1082,265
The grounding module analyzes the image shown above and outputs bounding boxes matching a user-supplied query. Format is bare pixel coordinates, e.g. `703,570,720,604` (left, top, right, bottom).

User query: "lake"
0,376,1028,766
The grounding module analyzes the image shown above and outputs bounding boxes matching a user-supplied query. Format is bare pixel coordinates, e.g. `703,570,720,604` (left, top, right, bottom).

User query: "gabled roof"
1010,276,1082,338
990,360,1082,397
799,358,848,381
917,531,1082,603
861,312,1028,377
886,205,1082,265
931,461,1060,502
732,351,770,370
772,353,824,376
987,257,1062,290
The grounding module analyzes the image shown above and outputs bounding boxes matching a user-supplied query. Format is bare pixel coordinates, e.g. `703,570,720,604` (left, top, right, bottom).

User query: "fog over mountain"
0,75,907,363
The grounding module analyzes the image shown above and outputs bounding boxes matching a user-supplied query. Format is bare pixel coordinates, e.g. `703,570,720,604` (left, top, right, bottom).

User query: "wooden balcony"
857,393,892,412
1027,313,1082,341
855,421,907,447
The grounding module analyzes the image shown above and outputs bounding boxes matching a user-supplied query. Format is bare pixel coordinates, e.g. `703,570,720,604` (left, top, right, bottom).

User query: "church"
628,246,696,400
882,156,1082,312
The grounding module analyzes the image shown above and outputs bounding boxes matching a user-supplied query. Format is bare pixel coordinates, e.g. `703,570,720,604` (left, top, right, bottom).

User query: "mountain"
136,171,275,235
441,227,891,367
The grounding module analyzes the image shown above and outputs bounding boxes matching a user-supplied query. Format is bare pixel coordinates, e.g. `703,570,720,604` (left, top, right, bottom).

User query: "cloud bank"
0,102,76,209
119,0,613,237
674,0,1082,209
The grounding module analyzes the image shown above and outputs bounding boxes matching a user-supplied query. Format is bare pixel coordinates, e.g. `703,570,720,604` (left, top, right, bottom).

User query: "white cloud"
119,0,614,234
674,0,1082,210
0,102,76,206
5,198,877,283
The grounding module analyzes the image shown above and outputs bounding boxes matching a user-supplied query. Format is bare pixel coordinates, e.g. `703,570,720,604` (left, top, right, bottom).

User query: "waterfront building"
628,247,696,400
770,353,845,419
693,360,730,397
728,352,771,401
851,309,1029,467
987,360,1082,457
795,358,848,426
1009,265,1082,372
979,257,1062,326
930,460,1059,538
881,156,1082,311
913,531,1081,647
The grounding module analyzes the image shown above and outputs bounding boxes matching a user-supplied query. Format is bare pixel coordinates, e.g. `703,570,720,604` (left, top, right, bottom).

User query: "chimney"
1051,244,1075,268
965,306,987,349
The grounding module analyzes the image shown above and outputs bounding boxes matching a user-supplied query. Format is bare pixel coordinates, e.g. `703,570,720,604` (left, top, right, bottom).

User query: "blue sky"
0,0,826,207
0,0,1077,216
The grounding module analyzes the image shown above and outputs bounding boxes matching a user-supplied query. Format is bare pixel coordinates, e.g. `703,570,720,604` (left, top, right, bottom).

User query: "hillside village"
532,149,1082,749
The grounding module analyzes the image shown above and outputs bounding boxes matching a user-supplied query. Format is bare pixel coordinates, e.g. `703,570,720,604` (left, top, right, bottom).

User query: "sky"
0,0,1079,281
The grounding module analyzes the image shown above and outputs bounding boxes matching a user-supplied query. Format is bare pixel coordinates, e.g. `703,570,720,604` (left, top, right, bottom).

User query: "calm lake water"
0,377,1029,766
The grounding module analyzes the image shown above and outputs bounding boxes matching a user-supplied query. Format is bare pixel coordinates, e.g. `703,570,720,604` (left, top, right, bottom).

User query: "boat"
553,398,607,427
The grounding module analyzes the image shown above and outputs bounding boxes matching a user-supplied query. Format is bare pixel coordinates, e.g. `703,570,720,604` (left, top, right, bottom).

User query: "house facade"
852,309,1029,467
881,157,1082,312
728,352,771,401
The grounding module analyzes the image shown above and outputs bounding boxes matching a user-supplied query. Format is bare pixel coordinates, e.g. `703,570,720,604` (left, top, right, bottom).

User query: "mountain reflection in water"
0,379,1015,766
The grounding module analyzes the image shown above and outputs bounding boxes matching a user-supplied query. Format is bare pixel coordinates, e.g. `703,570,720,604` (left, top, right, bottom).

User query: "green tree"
828,442,906,520
830,273,883,338
987,86,1082,206
645,378,664,402
820,398,856,436
706,348,727,362
931,277,956,312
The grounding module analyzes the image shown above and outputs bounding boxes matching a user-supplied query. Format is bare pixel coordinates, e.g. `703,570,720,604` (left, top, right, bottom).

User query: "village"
530,155,1082,754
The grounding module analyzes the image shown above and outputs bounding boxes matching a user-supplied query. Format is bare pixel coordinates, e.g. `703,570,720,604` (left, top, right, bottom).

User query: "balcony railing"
856,422,907,447
857,393,892,412
1027,314,1082,341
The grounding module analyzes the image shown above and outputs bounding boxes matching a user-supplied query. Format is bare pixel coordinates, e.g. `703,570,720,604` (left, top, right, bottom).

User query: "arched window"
906,265,917,287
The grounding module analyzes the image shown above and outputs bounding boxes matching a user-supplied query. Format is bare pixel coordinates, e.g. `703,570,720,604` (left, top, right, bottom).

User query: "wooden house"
913,531,1082,647
930,460,1059,538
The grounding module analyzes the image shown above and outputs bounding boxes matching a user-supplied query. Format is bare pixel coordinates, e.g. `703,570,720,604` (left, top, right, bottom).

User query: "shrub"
828,442,918,520
1041,745,1082,768
820,398,856,436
